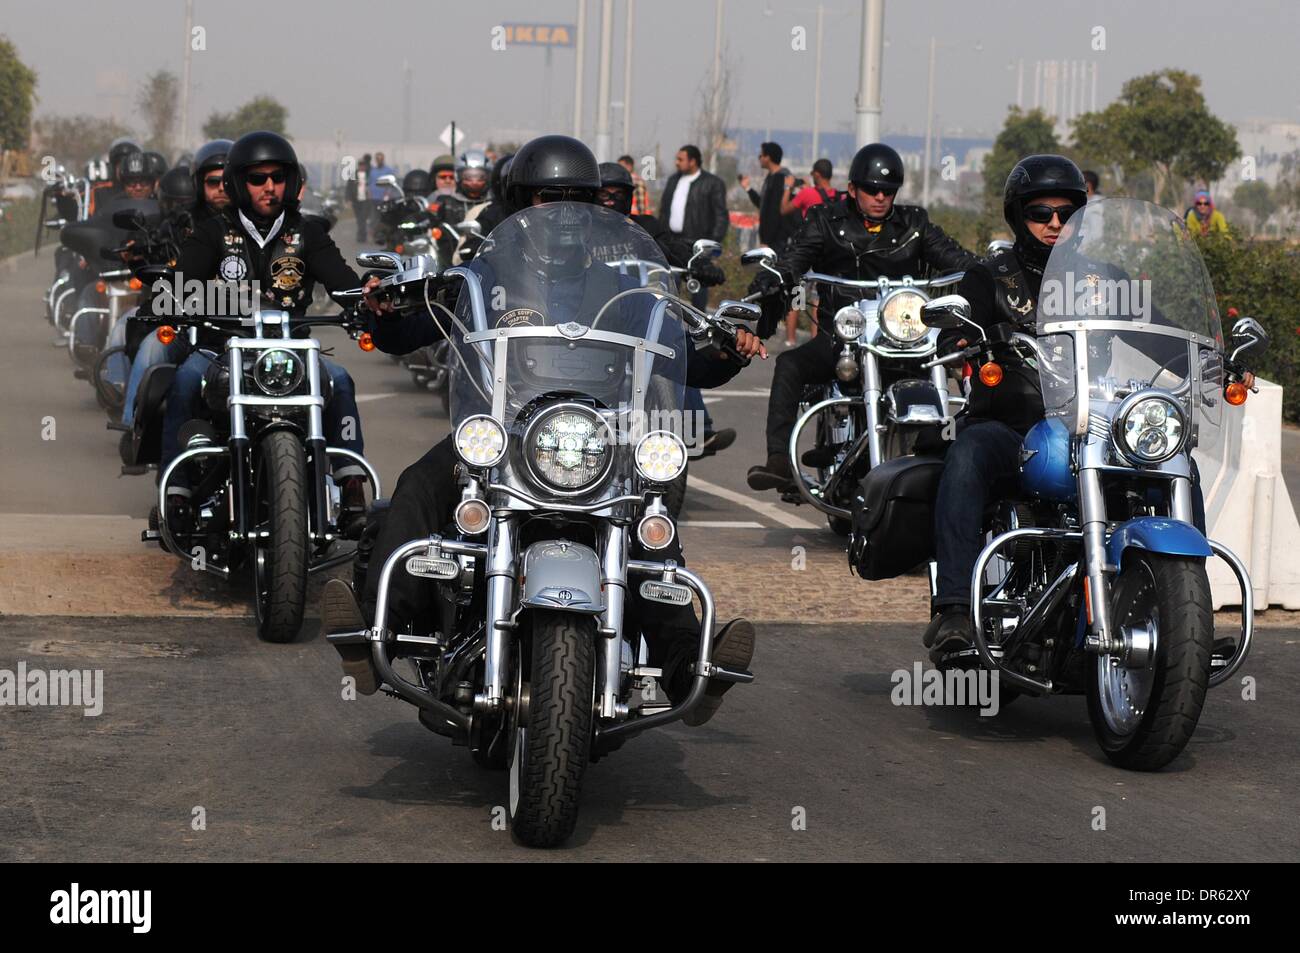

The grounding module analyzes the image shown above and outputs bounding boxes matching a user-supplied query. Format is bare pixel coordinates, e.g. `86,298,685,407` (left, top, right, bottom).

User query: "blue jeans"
160,352,365,490
122,329,188,427
933,420,1210,610
933,420,1024,609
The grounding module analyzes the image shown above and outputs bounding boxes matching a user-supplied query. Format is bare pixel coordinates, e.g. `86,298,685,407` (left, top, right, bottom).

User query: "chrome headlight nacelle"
251,348,306,397
524,404,613,494
1112,391,1186,466
878,288,929,346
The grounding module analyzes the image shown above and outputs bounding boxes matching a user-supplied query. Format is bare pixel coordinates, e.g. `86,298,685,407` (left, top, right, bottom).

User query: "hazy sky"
6,0,1298,156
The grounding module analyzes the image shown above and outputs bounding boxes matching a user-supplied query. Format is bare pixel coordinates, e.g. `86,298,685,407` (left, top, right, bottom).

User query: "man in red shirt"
782,158,837,219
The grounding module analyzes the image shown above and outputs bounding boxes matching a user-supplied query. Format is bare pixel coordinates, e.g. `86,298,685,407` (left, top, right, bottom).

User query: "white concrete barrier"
1195,379,1300,609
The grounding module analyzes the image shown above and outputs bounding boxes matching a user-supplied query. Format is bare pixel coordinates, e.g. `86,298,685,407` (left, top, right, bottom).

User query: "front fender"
519,540,606,615
1106,516,1212,566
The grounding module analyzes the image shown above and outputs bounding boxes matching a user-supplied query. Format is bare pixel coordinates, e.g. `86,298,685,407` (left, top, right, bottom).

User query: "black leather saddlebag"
848,455,945,580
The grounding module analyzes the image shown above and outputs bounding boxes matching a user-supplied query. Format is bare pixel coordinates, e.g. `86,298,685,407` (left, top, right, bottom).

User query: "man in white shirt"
658,144,728,308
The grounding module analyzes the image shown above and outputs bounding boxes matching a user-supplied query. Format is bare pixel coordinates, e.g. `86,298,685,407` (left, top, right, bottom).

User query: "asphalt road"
1,232,1297,861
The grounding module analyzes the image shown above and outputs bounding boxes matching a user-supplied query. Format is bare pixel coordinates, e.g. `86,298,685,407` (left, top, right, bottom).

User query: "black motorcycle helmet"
402,168,433,197
505,134,600,213
597,161,634,215
490,152,514,203
1002,154,1087,269
158,167,197,219
192,138,233,184
222,131,302,219
142,151,169,179
108,138,142,180
848,143,905,193
118,151,152,183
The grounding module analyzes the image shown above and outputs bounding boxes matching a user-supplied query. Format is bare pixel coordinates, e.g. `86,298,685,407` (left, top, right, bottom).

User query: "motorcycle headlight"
455,414,507,469
879,289,929,345
833,305,866,341
1114,393,1185,465
525,405,613,493
252,348,305,397
634,430,687,484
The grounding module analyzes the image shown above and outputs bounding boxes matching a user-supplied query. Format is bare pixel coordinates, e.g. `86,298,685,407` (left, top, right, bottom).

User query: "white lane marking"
705,388,771,398
355,392,398,403
687,476,820,529
677,520,765,529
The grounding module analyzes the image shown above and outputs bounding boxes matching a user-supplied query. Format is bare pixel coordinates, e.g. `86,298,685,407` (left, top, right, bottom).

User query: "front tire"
1087,553,1212,770
508,611,596,847
251,431,309,643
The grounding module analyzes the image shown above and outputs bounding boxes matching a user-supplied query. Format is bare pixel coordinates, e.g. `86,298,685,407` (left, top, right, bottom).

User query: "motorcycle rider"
746,143,978,491
120,141,233,428
922,154,1231,661
163,131,379,532
87,138,142,215
323,135,760,726
450,153,513,263
597,161,738,457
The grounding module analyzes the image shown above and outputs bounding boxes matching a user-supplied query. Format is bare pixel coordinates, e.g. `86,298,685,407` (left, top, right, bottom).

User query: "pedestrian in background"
1187,189,1229,235
740,141,796,250
618,154,651,215
351,153,371,241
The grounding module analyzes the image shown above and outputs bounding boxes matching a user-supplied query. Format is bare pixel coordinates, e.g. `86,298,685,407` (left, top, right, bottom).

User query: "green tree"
0,34,38,151
202,96,289,141
137,69,179,156
32,114,134,166
1070,69,1239,206
1232,180,1274,234
981,107,1061,210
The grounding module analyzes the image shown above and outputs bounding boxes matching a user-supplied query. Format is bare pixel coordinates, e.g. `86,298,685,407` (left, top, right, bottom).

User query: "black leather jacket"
780,198,977,332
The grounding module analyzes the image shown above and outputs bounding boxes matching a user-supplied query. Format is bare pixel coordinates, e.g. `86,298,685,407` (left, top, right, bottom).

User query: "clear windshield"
1036,198,1224,454
448,204,688,436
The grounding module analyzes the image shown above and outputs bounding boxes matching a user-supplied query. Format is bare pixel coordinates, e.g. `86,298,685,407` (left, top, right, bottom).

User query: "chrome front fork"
479,514,518,712
1078,466,1115,652
598,524,629,719
863,351,883,468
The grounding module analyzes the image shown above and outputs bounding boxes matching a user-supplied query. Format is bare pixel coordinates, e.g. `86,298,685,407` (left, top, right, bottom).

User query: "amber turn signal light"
358,332,375,352
95,280,107,293
979,362,1004,387
128,277,143,291
156,325,177,345
431,228,443,240
1225,381,1248,406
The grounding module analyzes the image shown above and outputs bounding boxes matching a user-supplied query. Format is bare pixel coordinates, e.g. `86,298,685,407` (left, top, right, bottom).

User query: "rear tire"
251,431,309,643
508,611,595,847
1087,553,1212,770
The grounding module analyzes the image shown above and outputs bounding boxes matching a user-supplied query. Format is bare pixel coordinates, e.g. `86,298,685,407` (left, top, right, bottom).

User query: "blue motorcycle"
847,199,1263,770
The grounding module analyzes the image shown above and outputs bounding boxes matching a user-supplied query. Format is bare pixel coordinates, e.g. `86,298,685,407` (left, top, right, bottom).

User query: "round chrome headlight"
833,305,866,341
455,414,507,468
525,405,613,493
634,430,687,483
252,348,305,397
879,289,929,345
1114,393,1185,465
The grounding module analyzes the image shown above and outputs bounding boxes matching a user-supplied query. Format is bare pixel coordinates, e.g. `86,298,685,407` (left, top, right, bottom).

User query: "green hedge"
1196,234,1300,421
0,195,38,259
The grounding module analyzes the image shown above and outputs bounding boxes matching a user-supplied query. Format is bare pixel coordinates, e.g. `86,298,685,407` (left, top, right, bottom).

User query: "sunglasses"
436,172,457,180
533,187,595,204
245,170,288,186
204,176,224,187
1194,200,1210,206
1023,203,1080,224
857,185,897,198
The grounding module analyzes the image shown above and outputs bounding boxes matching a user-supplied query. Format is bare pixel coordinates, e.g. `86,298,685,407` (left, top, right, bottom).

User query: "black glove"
746,268,787,300
690,260,726,288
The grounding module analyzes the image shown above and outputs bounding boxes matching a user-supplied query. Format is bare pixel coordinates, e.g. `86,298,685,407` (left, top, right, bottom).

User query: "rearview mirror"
713,300,761,321
921,294,972,330
1230,316,1269,363
458,219,483,238
376,174,400,189
986,239,1014,256
356,250,402,271
740,246,777,267
691,239,722,260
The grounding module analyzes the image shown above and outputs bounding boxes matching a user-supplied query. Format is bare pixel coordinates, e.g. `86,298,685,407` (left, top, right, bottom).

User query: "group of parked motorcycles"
36,156,1267,844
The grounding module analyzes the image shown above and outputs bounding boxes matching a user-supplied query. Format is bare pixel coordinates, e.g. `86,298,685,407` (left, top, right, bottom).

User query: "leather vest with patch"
986,248,1039,331
219,220,313,313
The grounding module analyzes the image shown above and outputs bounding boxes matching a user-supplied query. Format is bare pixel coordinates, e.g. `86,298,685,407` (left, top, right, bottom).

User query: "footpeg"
691,662,755,684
